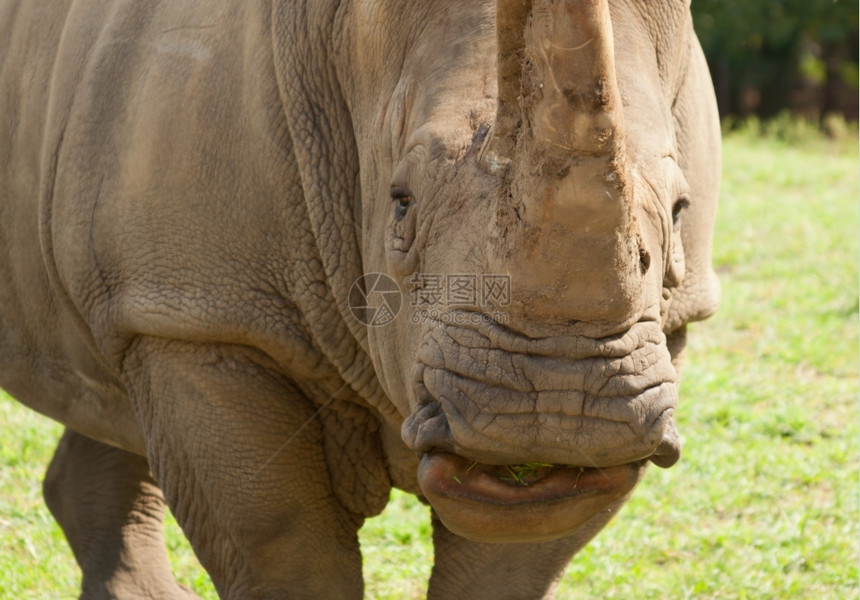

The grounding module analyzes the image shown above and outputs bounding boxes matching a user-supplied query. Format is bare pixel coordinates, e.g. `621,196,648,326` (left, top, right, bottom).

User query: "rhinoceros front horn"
487,0,624,166
485,0,646,326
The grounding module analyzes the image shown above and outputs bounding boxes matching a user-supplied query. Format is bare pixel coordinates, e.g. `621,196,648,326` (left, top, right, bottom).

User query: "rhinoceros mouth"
418,452,644,543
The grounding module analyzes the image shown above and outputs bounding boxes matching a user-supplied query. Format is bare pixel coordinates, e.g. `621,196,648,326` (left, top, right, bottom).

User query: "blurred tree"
692,0,858,120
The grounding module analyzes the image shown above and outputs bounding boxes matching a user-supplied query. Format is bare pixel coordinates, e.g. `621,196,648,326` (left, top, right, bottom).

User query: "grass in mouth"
500,462,557,486
452,461,566,486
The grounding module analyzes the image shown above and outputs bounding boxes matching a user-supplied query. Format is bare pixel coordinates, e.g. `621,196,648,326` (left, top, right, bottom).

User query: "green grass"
1,122,858,599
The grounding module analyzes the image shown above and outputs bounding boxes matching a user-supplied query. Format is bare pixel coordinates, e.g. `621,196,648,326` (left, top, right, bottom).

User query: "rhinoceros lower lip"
418,452,643,543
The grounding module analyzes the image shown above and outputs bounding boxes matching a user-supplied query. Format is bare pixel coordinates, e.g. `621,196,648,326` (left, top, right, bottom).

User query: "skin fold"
0,0,720,598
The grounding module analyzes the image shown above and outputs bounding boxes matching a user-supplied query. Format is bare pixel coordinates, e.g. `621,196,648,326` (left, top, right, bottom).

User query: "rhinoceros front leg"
43,428,199,600
122,338,364,600
426,507,622,600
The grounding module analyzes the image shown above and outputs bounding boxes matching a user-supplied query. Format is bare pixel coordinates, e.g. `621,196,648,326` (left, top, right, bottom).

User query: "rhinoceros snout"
401,314,681,470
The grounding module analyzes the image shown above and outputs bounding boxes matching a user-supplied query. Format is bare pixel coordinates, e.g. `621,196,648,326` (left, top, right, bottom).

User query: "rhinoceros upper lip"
402,391,682,469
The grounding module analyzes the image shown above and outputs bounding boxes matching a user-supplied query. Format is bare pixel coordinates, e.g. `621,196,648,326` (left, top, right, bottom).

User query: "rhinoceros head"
337,0,720,542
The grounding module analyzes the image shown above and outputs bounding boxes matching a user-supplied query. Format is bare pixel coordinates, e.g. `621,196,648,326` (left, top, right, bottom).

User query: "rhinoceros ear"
664,32,722,335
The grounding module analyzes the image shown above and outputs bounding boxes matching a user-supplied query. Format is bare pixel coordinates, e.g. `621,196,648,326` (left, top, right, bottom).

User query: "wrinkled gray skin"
0,0,720,598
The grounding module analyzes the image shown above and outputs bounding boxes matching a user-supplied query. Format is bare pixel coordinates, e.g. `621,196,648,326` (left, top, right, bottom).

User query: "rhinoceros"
0,0,720,597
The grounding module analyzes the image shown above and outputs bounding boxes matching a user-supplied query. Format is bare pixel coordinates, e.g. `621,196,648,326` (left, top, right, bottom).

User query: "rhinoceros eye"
672,195,690,230
394,196,412,221
391,187,413,222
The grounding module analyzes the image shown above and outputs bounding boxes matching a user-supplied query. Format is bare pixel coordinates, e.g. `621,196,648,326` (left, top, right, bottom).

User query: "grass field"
1,121,858,599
